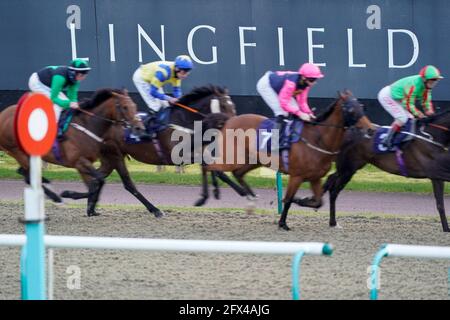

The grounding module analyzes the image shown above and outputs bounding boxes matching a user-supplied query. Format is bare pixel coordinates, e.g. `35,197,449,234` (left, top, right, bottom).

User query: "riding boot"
382,123,401,149
56,127,66,142
275,115,289,150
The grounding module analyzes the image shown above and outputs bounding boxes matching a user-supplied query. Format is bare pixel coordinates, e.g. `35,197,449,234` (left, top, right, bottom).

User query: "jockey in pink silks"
256,63,324,148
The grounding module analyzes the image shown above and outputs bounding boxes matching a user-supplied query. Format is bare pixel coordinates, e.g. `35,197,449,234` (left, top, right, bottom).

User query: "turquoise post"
370,246,388,300
291,251,305,300
276,171,283,214
22,222,46,299
21,156,46,300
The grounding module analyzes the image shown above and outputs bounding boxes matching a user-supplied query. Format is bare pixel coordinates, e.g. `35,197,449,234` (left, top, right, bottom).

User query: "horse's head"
110,89,145,131
337,90,373,130
80,88,144,131
177,85,236,118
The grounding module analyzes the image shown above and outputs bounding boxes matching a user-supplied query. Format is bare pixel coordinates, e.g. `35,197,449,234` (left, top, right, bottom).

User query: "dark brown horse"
60,85,237,215
323,110,450,232
0,88,144,216
199,91,373,230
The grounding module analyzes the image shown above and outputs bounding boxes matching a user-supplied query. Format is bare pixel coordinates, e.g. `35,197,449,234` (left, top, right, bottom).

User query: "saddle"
124,108,171,144
257,116,304,152
373,119,416,153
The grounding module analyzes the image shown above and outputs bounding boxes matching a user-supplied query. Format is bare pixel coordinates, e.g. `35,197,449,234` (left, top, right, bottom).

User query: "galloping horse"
323,110,450,232
199,91,373,230
60,85,237,215
0,88,144,217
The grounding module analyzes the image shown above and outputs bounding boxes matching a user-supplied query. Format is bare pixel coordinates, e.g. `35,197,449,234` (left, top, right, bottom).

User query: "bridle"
77,93,134,127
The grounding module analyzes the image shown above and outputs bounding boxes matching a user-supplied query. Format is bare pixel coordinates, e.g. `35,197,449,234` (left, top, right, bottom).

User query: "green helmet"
68,58,91,72
419,65,443,80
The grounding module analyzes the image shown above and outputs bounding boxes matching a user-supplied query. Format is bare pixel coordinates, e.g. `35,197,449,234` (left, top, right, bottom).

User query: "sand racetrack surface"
0,202,449,300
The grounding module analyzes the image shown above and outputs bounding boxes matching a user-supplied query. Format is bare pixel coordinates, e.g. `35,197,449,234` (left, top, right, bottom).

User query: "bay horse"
0,88,145,217
60,85,237,215
323,110,450,232
199,90,373,230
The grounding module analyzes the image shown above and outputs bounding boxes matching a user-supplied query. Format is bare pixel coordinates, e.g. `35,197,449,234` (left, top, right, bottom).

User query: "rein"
174,102,207,117
77,97,128,126
429,123,450,132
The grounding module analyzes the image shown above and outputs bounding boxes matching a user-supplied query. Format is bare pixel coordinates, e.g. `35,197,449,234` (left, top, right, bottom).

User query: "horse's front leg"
75,158,104,217
431,179,450,232
279,176,304,231
194,164,210,206
292,179,323,209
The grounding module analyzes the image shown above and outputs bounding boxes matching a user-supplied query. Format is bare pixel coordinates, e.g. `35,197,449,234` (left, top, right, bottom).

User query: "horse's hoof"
194,198,207,207
153,210,164,218
330,223,343,229
87,211,101,217
52,199,65,207
278,223,291,231
213,190,220,200
60,191,72,198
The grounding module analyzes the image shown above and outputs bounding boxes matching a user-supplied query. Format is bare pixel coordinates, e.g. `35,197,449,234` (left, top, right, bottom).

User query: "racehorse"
197,90,373,230
0,88,144,217
323,110,450,232
59,85,238,215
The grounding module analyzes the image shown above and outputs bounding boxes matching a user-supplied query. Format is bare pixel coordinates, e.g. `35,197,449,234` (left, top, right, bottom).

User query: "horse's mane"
79,88,123,110
177,84,227,106
314,98,340,123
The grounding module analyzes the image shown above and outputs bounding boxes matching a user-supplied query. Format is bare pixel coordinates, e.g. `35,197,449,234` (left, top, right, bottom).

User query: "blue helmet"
174,55,193,70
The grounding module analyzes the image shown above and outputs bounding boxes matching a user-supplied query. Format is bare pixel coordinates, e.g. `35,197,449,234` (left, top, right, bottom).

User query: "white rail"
0,234,333,300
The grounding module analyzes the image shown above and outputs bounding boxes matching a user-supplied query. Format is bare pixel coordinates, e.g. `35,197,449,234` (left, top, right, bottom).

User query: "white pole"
386,244,450,259
0,235,331,256
48,249,54,300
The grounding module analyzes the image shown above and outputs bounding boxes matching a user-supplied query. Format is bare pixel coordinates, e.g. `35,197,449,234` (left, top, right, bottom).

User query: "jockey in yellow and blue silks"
132,55,194,115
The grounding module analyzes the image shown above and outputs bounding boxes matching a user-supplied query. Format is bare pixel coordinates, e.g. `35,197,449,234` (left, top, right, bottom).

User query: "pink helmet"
298,63,324,79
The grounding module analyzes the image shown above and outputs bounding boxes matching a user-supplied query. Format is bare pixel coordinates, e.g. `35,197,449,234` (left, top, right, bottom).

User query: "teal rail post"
21,156,46,300
291,251,305,300
370,245,388,300
276,171,283,214
291,244,333,300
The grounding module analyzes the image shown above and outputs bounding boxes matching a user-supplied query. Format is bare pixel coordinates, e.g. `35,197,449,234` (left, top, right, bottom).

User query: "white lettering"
187,25,217,64
69,23,89,62
138,24,165,63
307,28,326,66
109,24,116,62
388,29,419,68
239,26,256,65
278,27,285,66
347,29,366,67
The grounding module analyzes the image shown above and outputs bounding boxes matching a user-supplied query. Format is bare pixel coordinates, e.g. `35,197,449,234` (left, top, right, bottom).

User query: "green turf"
1,151,449,194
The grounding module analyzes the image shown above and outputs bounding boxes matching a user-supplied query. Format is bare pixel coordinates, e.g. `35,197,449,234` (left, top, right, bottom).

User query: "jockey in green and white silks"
377,65,443,148
28,58,91,121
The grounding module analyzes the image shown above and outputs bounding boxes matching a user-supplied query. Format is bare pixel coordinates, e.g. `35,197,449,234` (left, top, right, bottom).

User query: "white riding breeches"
377,85,413,125
28,72,68,121
256,71,297,117
132,67,169,113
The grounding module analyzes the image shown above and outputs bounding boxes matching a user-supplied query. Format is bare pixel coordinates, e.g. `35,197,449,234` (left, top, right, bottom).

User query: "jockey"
256,62,324,148
28,58,90,121
28,58,90,140
378,65,443,149
132,55,194,117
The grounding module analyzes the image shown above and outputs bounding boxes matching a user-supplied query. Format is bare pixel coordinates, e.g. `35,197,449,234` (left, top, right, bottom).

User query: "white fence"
0,234,333,300
370,244,450,300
